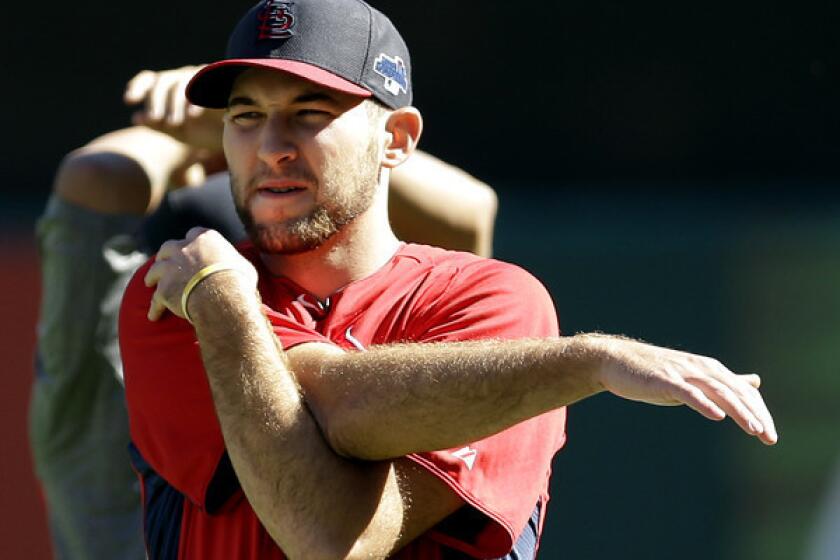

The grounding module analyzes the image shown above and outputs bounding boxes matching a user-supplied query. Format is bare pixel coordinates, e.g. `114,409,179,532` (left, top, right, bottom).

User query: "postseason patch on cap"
257,0,296,40
373,53,409,96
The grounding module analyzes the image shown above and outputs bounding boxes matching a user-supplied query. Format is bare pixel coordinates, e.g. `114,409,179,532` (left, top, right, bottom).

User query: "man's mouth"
263,186,305,194
255,179,309,196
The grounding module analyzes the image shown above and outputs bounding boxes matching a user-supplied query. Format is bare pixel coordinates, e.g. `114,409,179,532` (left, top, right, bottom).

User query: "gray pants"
31,196,147,560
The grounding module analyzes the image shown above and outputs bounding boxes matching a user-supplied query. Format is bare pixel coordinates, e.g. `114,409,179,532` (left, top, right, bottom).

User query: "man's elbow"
315,386,422,461
447,176,498,257
321,403,388,461
54,149,152,215
472,184,498,257
474,180,499,224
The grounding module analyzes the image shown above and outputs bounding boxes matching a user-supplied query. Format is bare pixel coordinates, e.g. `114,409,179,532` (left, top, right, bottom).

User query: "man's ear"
381,107,423,169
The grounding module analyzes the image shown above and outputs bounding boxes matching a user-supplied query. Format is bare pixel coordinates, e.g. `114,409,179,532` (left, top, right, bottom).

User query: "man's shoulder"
392,245,559,340
395,244,554,315
397,243,545,292
398,243,531,277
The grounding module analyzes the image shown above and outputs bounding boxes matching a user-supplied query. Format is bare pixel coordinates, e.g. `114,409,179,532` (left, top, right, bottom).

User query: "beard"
232,139,380,255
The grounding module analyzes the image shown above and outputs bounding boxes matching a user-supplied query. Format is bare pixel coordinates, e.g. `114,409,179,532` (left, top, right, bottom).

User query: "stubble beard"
232,140,381,255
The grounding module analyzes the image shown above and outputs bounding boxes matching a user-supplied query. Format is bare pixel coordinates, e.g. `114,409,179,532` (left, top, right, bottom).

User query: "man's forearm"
296,338,601,460
296,331,777,459
188,272,410,559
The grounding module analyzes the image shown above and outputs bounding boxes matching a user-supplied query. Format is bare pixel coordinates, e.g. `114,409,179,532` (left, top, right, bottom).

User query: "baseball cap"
187,0,412,110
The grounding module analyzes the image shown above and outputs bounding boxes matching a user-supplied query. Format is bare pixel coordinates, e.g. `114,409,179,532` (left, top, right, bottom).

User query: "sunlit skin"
137,61,777,560
223,69,382,257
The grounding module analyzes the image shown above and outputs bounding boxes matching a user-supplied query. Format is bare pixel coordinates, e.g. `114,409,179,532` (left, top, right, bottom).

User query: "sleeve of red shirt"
119,258,329,510
406,258,567,559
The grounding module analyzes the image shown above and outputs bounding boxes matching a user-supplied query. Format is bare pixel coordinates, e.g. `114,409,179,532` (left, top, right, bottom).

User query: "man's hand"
583,334,778,445
143,228,258,322
125,66,225,153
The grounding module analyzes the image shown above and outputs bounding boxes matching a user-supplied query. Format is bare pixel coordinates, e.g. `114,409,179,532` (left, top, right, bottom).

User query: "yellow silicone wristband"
180,263,236,324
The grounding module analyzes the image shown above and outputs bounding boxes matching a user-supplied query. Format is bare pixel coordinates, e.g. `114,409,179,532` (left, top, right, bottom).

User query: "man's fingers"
688,376,764,437
707,367,778,445
691,359,778,444
143,259,169,288
148,291,168,322
753,397,778,445
738,380,777,445
671,381,726,421
167,75,190,126
124,70,156,104
125,66,207,129
185,227,210,241
743,374,761,389
141,229,252,325
147,75,177,122
156,239,182,261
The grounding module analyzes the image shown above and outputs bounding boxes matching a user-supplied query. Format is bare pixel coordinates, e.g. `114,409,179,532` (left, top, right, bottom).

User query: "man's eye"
298,109,330,119
230,111,262,123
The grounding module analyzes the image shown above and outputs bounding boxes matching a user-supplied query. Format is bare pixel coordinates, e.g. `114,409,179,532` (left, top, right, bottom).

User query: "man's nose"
257,116,298,168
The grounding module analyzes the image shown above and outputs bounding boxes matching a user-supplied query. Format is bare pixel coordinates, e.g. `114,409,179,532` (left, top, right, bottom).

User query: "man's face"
223,68,384,254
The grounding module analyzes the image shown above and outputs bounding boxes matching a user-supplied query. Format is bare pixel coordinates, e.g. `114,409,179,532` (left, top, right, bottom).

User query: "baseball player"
33,56,497,560
121,1,777,559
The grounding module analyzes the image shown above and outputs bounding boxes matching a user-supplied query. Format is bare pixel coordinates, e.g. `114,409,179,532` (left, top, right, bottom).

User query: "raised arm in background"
57,66,498,255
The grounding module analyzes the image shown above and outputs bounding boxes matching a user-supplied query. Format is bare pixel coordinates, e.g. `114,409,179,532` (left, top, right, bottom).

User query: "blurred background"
2,1,839,558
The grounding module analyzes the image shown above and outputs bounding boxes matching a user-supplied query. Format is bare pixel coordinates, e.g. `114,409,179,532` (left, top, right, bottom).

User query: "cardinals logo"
257,0,296,40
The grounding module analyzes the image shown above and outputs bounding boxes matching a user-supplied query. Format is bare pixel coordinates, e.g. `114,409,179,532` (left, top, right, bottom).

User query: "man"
33,61,497,560
121,1,777,558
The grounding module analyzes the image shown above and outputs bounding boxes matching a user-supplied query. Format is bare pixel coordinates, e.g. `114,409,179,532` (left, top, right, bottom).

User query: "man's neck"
259,211,401,301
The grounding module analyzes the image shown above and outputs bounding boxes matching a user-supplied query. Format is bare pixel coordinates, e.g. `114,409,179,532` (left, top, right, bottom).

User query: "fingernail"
748,419,763,434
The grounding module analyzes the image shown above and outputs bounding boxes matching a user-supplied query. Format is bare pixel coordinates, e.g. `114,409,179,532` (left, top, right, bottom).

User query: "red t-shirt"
120,243,566,559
